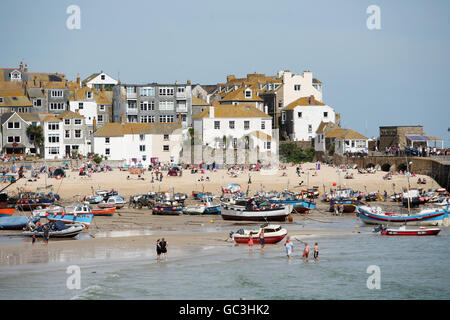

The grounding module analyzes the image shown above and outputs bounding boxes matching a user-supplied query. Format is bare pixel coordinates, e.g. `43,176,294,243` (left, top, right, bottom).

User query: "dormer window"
244,89,252,98
51,90,63,97
86,91,92,99
294,85,301,91
101,74,105,80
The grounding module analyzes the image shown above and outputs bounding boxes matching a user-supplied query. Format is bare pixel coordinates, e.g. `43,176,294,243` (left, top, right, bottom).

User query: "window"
78,102,84,109
245,89,252,98
139,145,146,152
294,84,301,91
65,130,70,138
48,135,59,143
64,119,70,125
308,124,312,133
181,114,186,122
139,134,145,141
86,92,92,99
281,112,286,123
159,101,174,110
8,122,20,129
159,115,166,123
298,112,302,118
126,87,136,94
140,87,155,97
105,137,110,144
261,121,265,130
324,112,328,118
101,75,105,80
265,141,271,150
98,114,104,122
74,130,82,138
229,121,235,129
0,97,3,103
177,87,185,93
50,102,65,110
163,145,170,151
74,119,82,125
233,138,237,148
105,148,110,155
48,123,59,131
99,105,105,111
214,121,220,130
51,90,63,97
33,99,42,107
127,100,137,109
164,134,169,140
159,87,174,96
244,121,250,130
49,147,59,155
7,136,20,143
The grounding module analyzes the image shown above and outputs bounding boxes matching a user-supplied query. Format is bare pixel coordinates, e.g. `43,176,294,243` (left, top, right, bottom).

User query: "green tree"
26,124,44,157
92,153,103,164
279,143,315,163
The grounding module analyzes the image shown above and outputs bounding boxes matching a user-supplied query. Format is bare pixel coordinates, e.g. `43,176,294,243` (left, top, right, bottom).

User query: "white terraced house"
191,104,276,164
92,122,184,166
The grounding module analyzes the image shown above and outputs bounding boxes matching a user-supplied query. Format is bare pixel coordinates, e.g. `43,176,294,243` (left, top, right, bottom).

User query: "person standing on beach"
160,238,168,261
43,225,49,245
248,233,254,252
302,243,310,262
285,236,293,258
156,239,161,262
313,243,319,262
259,229,265,250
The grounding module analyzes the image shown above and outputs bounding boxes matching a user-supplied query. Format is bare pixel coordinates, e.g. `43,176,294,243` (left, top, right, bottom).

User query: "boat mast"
405,154,411,215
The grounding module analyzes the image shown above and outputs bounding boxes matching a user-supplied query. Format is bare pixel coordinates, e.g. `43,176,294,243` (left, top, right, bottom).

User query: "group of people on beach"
156,238,168,262
284,237,319,262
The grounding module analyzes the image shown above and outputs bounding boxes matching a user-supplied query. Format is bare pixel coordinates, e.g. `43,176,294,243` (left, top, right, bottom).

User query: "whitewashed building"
82,72,118,90
92,122,184,165
326,128,369,155
191,104,276,164
281,96,336,142
277,70,323,107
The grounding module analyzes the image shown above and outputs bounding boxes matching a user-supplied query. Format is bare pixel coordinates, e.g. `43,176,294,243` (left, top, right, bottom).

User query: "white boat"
231,224,288,244
23,221,85,238
221,199,290,221
97,195,126,209
182,203,206,215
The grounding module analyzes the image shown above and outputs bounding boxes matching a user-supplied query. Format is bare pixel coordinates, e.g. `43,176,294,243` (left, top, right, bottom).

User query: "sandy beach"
0,162,442,266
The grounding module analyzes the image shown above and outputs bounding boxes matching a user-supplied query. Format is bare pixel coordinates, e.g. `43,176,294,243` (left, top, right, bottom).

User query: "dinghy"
23,221,85,238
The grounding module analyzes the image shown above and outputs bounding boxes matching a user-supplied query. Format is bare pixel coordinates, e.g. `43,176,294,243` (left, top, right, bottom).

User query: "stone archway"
381,163,391,172
366,163,376,169
397,163,408,172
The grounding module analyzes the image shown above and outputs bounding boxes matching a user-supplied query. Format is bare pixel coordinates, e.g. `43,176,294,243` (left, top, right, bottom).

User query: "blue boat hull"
0,216,40,230
204,206,221,215
46,214,94,228
357,206,448,226
269,200,315,213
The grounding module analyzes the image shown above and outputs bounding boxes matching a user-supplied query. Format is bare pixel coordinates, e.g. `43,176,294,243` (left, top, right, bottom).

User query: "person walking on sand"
313,242,319,262
160,238,168,261
302,242,310,262
156,239,161,262
285,236,293,259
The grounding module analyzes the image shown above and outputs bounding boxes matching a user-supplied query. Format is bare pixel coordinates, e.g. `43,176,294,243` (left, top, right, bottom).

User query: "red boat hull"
234,234,287,244
382,229,441,236
91,208,115,216
0,208,15,216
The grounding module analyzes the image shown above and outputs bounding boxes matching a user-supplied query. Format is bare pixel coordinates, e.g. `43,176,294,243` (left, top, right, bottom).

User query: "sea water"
0,218,449,300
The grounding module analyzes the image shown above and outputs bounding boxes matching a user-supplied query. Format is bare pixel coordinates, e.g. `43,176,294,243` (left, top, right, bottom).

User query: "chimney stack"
24,64,28,72
121,114,125,124
19,61,23,70
209,105,214,118
308,95,314,105
77,73,80,86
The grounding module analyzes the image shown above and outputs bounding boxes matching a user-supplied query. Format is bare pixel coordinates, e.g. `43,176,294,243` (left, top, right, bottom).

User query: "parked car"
129,194,156,209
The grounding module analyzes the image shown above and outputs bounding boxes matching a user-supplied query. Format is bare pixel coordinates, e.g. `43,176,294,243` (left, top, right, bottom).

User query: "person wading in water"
160,238,168,262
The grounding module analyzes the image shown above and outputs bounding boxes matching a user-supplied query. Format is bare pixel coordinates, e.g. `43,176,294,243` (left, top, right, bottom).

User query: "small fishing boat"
43,204,115,217
0,208,15,216
46,213,94,228
221,199,290,221
16,191,58,211
373,225,441,236
23,221,85,238
402,188,421,208
182,203,206,215
85,194,104,204
97,195,126,209
230,224,288,244
357,205,449,226
0,215,40,230
153,201,183,215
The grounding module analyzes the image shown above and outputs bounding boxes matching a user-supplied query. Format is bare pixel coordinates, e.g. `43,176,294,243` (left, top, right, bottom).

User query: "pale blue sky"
1,0,449,146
